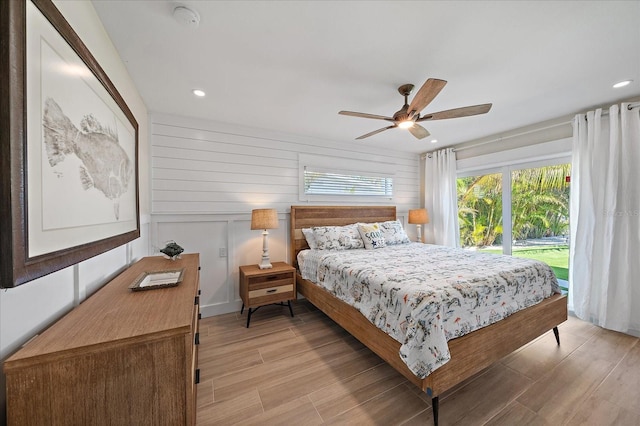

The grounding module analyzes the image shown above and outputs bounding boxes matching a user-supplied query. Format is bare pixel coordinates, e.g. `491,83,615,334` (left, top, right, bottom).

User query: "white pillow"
312,224,364,250
379,220,411,245
357,223,386,250
301,228,318,249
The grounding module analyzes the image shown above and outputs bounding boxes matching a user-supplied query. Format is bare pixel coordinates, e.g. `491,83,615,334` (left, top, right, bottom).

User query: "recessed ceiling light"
430,139,438,144
192,89,205,97
613,80,632,88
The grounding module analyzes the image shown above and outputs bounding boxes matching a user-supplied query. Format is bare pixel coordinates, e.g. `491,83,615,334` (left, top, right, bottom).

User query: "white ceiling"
91,0,640,154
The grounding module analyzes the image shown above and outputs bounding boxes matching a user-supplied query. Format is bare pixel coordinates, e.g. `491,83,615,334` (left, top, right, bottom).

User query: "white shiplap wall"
150,113,420,316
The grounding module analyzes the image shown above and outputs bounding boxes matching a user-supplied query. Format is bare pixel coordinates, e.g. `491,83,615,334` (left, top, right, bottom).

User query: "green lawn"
478,246,569,281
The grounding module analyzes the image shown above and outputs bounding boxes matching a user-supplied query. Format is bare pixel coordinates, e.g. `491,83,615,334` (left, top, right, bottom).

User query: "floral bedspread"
298,243,560,379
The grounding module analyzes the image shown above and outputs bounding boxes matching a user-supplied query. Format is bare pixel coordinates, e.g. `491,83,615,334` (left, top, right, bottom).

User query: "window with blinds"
298,154,395,201
303,168,393,196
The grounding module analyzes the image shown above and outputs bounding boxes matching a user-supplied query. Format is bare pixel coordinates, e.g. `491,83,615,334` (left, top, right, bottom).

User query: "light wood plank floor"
196,300,640,425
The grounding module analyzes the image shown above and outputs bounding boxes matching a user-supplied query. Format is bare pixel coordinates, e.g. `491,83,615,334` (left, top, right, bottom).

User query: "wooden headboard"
289,205,397,270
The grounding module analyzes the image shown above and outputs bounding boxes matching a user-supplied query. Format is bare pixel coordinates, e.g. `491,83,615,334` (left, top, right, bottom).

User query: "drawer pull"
195,368,200,384
195,332,200,345
266,289,277,293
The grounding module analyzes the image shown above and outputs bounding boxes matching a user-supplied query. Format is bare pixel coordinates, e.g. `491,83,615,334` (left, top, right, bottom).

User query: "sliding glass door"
511,163,571,287
457,159,571,288
457,171,503,252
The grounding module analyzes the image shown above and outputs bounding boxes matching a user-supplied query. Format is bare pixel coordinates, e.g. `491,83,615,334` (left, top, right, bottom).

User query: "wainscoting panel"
153,213,291,317
156,219,229,313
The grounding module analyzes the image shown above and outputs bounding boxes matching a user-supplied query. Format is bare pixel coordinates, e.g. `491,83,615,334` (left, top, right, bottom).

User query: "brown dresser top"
4,254,199,368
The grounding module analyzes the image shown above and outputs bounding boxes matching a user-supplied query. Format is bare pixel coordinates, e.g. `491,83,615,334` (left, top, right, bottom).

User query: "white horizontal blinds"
303,167,393,196
298,153,396,200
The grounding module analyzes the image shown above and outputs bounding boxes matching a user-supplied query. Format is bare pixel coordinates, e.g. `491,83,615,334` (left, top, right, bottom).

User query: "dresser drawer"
4,254,201,426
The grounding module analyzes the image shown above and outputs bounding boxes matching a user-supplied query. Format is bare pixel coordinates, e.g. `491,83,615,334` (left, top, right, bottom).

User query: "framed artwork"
0,0,139,288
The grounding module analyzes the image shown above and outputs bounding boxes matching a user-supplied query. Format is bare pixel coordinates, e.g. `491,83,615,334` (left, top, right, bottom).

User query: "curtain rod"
588,101,640,116
424,101,640,158
579,101,640,119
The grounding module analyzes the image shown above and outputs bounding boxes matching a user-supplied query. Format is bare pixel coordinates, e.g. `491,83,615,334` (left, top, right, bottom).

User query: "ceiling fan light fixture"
339,78,491,140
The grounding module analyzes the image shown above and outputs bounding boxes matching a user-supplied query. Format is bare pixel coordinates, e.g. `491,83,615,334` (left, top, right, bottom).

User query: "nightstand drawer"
247,275,293,291
240,262,296,308
249,284,294,299
248,270,292,283
249,285,295,306
239,262,296,327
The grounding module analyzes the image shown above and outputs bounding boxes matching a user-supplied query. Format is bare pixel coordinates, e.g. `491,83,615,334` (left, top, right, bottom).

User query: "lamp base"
258,230,272,269
258,259,273,269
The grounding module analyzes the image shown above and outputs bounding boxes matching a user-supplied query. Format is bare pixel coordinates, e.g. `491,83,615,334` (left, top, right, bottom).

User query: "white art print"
40,40,136,229
26,1,138,258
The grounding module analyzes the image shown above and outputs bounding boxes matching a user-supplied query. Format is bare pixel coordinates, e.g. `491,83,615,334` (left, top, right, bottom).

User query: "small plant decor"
160,241,184,260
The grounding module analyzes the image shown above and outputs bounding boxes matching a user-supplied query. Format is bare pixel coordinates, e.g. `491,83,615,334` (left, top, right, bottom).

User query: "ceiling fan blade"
355,125,396,140
408,124,430,139
418,103,493,121
339,111,395,122
407,78,447,117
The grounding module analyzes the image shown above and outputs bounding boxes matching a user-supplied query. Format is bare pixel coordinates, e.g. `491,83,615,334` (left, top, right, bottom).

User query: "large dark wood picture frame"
0,0,140,288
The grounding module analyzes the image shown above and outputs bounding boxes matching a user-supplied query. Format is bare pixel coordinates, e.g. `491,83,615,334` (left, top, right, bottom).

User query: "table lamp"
408,208,429,243
251,209,279,269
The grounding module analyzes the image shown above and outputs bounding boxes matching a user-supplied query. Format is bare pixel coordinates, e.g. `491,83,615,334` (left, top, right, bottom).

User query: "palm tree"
457,164,571,248
457,173,503,247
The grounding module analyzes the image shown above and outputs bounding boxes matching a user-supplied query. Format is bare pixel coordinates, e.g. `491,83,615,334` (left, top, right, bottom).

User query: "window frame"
298,154,396,202
457,155,571,255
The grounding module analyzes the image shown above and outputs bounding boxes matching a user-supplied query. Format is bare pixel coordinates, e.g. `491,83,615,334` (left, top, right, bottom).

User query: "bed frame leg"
432,396,439,426
553,326,560,345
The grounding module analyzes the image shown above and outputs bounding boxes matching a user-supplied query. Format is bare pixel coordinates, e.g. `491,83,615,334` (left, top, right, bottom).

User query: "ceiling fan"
339,78,492,140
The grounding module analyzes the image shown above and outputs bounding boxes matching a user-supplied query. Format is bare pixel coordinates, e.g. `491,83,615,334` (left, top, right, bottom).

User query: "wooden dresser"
3,254,201,426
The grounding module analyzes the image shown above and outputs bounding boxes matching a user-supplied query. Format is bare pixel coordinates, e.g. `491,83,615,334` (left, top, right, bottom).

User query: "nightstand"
239,262,296,328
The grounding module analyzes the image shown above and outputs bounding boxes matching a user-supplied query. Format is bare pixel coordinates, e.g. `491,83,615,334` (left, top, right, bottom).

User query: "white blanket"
298,243,560,378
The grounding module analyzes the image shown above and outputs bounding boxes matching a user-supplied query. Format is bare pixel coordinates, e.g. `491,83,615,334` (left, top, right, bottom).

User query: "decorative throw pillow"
312,224,364,250
379,220,411,245
301,228,318,249
357,223,386,250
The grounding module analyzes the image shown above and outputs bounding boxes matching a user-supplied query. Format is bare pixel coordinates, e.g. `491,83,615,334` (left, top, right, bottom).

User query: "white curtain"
424,148,460,247
569,103,640,335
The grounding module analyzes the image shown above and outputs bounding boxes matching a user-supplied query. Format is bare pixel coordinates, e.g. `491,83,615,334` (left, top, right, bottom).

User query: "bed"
290,205,567,425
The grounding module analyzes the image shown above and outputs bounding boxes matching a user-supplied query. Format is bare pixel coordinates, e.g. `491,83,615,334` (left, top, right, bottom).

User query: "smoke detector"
173,6,200,28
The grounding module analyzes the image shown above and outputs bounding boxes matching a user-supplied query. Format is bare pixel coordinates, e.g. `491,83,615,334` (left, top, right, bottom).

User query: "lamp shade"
408,208,429,224
251,209,279,230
